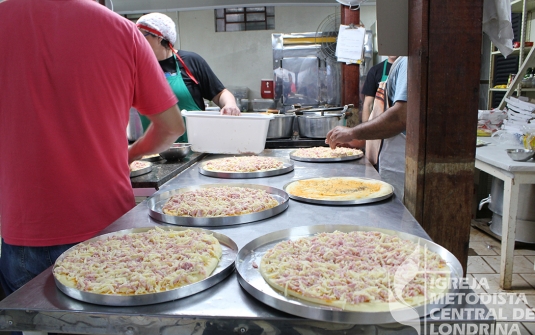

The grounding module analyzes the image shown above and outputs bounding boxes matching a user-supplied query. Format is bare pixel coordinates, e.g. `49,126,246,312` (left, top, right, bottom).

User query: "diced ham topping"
204,156,284,172
162,186,279,217
293,147,362,159
53,228,221,295
260,231,448,307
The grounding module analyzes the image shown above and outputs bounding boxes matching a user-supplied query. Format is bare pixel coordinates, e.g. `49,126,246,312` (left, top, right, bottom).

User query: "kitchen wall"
163,5,377,100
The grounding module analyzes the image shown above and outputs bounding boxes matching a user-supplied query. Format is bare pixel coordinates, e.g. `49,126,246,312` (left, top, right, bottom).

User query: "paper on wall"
335,25,366,64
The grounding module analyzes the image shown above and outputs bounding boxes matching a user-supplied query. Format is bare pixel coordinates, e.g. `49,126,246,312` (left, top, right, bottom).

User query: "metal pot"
480,177,535,220
301,111,345,117
266,114,295,139
478,176,535,242
489,213,535,243
297,114,344,138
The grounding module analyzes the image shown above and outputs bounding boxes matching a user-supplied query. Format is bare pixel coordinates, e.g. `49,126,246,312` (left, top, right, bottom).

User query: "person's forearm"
213,89,237,108
352,102,407,140
128,105,185,163
362,96,374,122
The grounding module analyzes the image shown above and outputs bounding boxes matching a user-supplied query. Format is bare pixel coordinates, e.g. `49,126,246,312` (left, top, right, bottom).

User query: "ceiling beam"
110,0,375,14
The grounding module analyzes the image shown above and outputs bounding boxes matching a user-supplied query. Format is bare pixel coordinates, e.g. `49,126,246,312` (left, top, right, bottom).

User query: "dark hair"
161,39,171,49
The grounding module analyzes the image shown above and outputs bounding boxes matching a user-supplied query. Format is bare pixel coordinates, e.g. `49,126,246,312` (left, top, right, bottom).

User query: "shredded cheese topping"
203,156,284,173
130,160,151,171
286,177,390,201
292,147,363,159
162,186,279,217
53,228,222,295
260,231,448,309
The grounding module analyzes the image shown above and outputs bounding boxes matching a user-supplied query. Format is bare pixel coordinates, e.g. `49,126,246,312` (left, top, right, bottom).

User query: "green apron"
140,55,201,143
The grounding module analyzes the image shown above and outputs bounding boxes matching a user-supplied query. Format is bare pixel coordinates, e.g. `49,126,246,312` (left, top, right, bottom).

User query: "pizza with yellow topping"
53,228,222,295
259,230,450,312
285,177,392,202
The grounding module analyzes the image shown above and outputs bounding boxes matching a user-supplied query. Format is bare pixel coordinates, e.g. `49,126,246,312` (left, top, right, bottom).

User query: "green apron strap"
381,60,389,82
139,55,201,143
167,55,201,143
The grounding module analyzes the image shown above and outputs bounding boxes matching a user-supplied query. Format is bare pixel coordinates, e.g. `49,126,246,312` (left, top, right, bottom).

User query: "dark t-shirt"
361,60,392,97
159,50,225,110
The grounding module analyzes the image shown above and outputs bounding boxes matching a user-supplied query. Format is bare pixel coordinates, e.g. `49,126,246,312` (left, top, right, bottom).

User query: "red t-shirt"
0,0,178,246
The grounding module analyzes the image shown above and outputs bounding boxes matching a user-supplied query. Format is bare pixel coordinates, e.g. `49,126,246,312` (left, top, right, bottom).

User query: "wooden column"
405,0,483,274
340,6,360,107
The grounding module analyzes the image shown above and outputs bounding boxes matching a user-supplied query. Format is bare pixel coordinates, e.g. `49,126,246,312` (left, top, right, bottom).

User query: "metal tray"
289,150,363,162
54,226,237,306
130,163,152,178
198,158,294,179
236,224,462,324
148,183,289,227
283,177,394,205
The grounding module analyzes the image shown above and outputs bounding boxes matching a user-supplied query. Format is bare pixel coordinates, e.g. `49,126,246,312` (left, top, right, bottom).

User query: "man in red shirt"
0,0,184,298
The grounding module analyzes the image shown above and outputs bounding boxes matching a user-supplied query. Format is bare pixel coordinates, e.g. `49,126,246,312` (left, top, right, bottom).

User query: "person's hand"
325,126,355,149
220,105,241,116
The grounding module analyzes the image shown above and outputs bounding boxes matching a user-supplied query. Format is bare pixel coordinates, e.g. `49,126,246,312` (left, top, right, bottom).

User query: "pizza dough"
162,186,279,217
203,156,284,173
130,160,151,172
285,177,393,201
53,228,222,295
260,230,450,312
292,147,363,159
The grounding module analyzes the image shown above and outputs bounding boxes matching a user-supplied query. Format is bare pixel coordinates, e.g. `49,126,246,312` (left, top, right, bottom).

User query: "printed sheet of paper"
336,25,366,64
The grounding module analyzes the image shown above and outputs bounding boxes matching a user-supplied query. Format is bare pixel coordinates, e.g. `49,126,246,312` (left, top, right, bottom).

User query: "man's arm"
325,101,407,148
212,89,240,115
362,95,374,122
128,105,185,164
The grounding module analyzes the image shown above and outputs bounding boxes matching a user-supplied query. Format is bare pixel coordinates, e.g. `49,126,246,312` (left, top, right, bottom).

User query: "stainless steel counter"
0,149,493,335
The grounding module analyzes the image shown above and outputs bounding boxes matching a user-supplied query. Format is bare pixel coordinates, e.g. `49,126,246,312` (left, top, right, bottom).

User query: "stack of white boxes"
504,96,535,135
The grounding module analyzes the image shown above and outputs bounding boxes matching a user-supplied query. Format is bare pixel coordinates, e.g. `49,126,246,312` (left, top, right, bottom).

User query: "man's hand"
220,105,241,116
213,89,241,116
325,126,355,149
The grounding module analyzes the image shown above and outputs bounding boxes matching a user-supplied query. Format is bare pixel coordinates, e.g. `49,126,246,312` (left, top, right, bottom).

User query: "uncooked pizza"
285,177,392,202
292,147,363,159
53,228,222,295
260,230,449,312
162,186,279,217
203,156,284,173
130,160,151,172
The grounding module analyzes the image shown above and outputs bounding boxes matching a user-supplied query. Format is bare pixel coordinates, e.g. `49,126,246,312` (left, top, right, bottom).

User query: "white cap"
136,13,177,46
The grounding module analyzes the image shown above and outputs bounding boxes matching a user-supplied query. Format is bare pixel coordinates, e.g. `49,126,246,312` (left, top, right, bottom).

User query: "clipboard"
335,23,366,64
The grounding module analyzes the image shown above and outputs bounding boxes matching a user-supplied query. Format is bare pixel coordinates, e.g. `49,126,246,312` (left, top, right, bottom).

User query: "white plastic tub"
181,111,274,154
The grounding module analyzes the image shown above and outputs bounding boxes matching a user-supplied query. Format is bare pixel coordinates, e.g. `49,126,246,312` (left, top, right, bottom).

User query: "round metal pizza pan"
283,177,394,205
148,183,289,227
198,158,294,179
236,224,463,324
289,150,363,162
53,226,238,306
130,163,152,178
